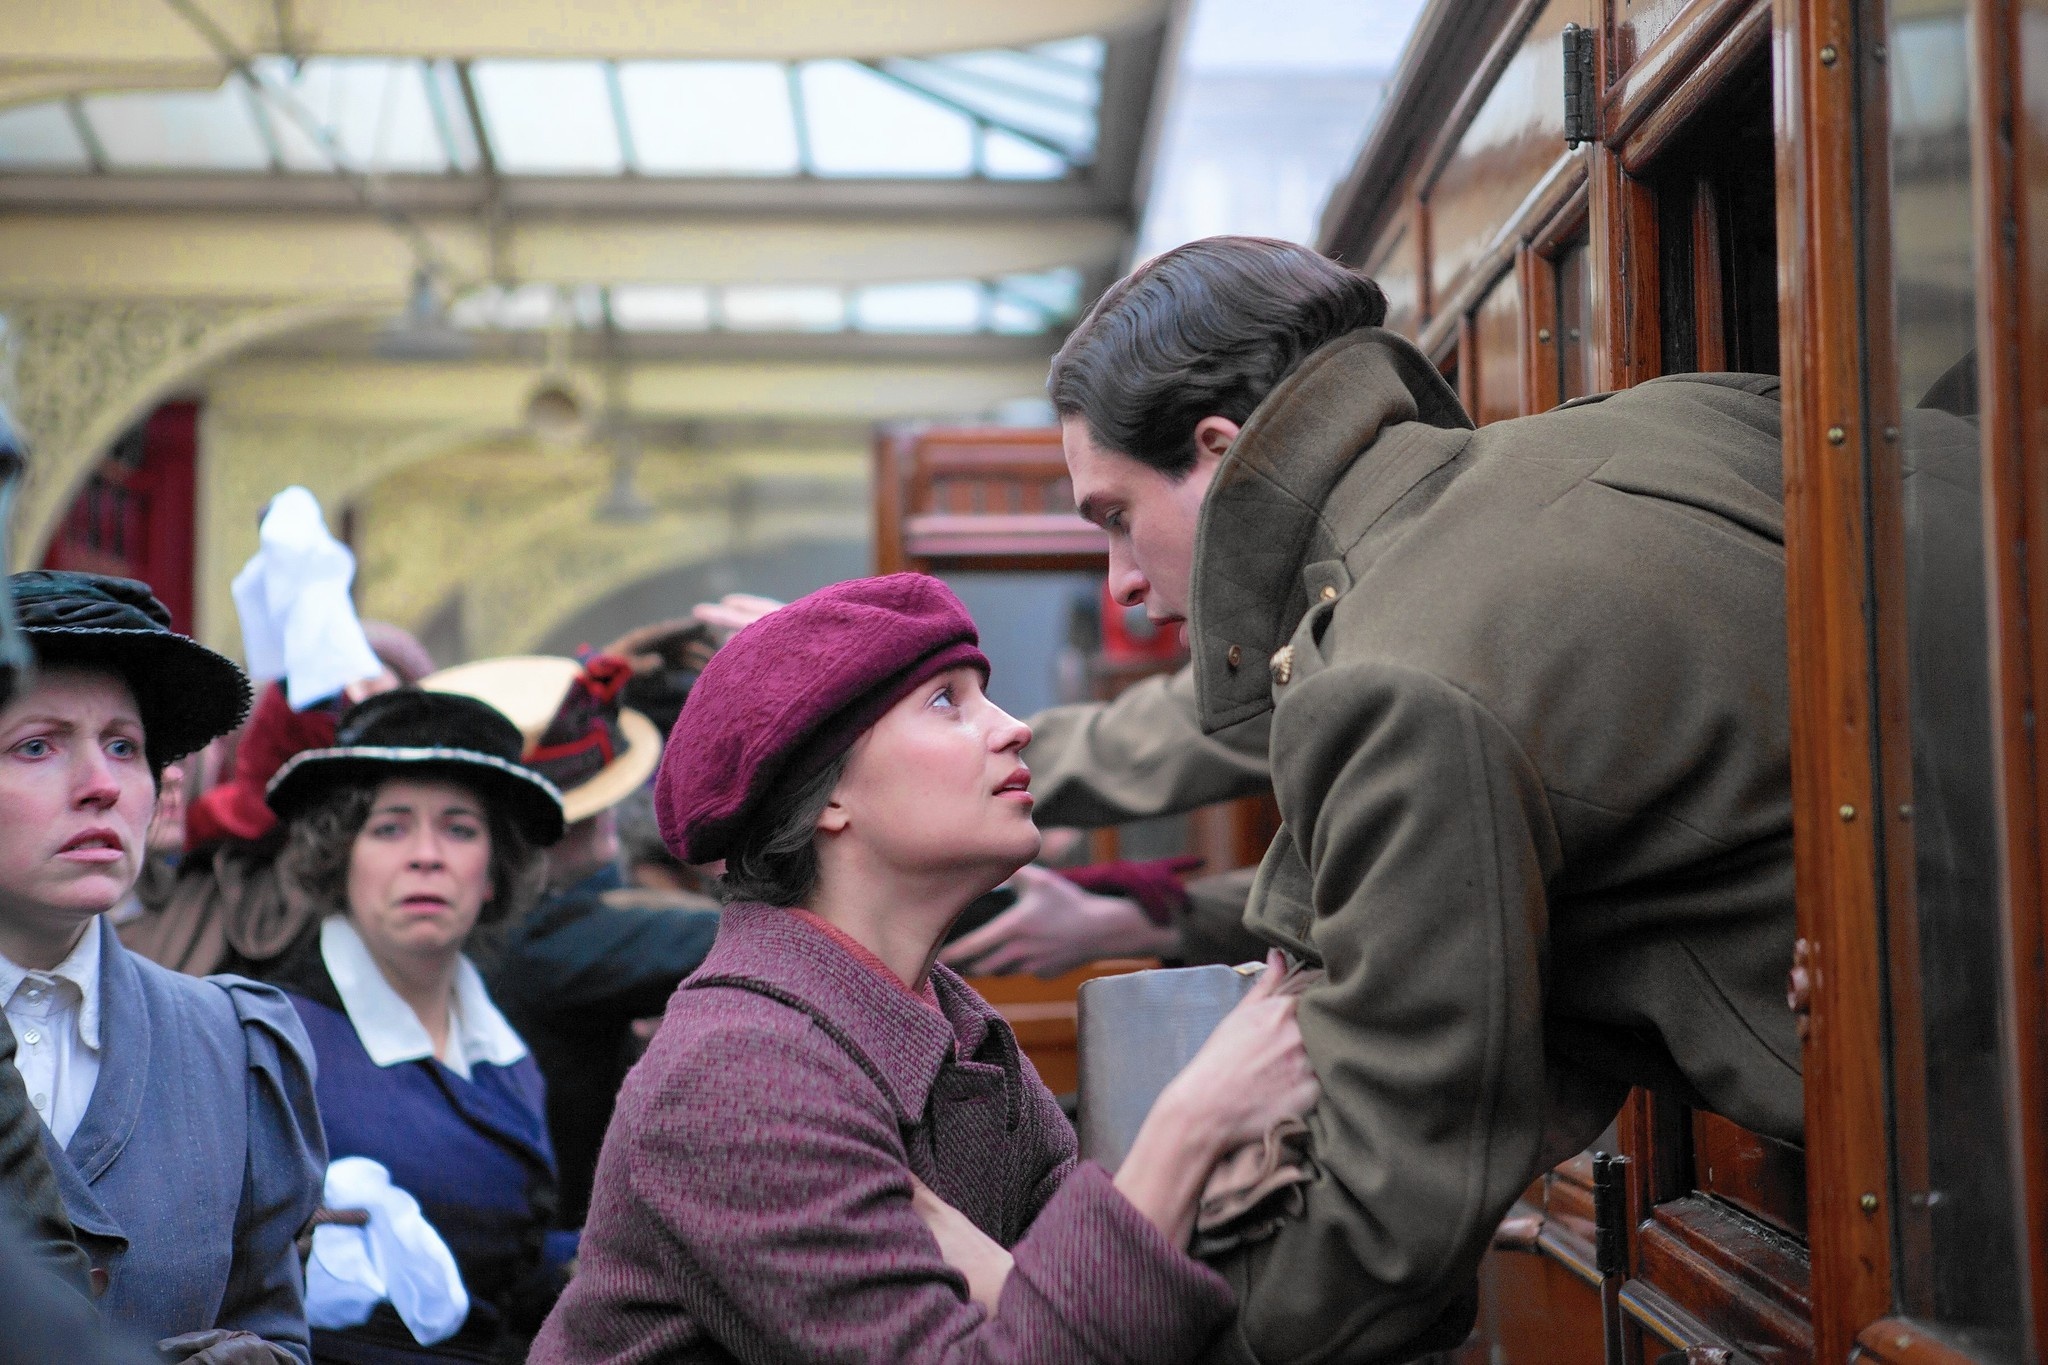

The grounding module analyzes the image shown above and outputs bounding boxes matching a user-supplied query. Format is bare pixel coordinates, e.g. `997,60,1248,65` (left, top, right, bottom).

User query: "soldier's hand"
940,863,1178,977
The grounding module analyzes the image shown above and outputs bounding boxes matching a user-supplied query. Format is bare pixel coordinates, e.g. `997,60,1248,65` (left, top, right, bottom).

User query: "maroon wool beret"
655,573,989,863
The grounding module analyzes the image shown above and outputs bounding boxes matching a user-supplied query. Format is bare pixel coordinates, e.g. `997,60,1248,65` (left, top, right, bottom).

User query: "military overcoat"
1189,329,1800,1364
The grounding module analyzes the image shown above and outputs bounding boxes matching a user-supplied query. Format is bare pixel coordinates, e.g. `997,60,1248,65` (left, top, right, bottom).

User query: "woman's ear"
816,796,851,835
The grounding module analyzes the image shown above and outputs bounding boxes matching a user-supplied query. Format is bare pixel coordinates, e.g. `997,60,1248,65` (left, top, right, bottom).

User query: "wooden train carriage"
1321,0,2046,1361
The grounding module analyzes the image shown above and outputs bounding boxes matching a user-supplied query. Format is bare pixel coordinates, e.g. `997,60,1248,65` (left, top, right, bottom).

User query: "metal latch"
1564,23,1597,148
1593,1151,1631,1365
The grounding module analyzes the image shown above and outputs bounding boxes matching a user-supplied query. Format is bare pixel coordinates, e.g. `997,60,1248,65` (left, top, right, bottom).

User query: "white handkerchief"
305,1156,470,1345
230,486,381,709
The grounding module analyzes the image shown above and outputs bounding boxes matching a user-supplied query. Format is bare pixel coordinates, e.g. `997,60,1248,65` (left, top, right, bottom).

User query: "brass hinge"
1564,23,1598,148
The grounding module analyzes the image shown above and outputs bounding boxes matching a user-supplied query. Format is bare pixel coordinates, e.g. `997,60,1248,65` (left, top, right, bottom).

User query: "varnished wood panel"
1425,0,1593,308
1611,0,1696,75
1974,0,2048,1353
1608,0,1770,162
1471,268,1526,425
1692,1112,1808,1239
1774,0,1904,1358
1468,1247,1607,1365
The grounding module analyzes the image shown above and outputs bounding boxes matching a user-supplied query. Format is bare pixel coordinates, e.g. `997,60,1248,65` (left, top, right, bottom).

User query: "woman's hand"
1112,952,1320,1247
1156,951,1320,1154
908,1175,1013,1314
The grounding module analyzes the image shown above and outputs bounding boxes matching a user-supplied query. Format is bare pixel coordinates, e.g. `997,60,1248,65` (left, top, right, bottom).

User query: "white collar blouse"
318,916,527,1081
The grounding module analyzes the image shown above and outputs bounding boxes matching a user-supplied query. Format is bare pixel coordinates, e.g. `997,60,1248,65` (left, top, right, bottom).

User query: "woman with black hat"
260,688,572,1363
0,570,324,1364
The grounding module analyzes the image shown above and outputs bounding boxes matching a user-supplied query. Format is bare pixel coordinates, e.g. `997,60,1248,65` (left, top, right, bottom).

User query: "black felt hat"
266,687,566,846
10,569,251,768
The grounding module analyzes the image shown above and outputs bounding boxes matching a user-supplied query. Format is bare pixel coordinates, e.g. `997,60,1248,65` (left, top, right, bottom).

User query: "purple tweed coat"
530,902,1234,1363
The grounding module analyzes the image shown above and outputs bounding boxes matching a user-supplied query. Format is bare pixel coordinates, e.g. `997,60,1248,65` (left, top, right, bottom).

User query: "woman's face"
346,777,494,963
825,666,1040,878
0,667,154,932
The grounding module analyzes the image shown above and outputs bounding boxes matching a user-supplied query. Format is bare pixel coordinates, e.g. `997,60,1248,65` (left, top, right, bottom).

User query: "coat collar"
40,917,148,1249
686,903,1001,1126
319,916,527,1079
1190,327,1472,733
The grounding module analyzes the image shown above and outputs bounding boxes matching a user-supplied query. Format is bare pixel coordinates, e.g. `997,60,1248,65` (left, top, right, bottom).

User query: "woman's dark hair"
715,750,852,908
278,768,547,930
1048,235,1388,477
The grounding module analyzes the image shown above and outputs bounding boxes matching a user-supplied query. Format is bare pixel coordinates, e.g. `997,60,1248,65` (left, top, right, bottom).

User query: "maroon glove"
1059,854,1204,926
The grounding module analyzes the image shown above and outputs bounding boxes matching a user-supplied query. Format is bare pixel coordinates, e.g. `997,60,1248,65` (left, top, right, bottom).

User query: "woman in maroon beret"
532,573,1316,1364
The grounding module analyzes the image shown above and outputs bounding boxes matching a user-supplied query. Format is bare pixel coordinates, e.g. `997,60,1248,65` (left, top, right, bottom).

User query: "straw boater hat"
9,570,251,769
421,654,661,825
265,689,566,846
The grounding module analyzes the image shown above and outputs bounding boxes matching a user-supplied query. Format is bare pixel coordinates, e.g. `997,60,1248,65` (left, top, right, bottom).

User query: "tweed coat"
1182,329,1799,1364
531,902,1234,1364
42,916,326,1361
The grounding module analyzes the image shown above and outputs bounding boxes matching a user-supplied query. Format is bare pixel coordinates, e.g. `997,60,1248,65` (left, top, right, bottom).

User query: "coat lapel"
60,919,146,1186
1191,328,1472,733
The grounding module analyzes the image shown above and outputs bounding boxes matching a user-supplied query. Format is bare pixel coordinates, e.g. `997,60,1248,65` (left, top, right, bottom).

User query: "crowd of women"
0,551,1316,1363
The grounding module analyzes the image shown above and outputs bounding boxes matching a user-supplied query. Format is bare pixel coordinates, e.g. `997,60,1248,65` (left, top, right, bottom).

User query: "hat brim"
560,705,661,824
23,626,251,765
266,744,567,847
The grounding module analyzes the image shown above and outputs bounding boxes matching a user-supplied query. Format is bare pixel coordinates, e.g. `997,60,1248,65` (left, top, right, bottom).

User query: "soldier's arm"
1026,664,1271,828
1211,660,1566,1365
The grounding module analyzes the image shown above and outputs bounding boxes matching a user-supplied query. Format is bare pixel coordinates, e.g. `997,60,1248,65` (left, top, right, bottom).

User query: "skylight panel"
797,61,975,177
982,128,1068,179
82,77,271,171
609,285,714,331
997,267,1084,319
881,59,1094,159
937,49,1102,108
426,62,482,173
255,57,449,173
450,283,602,331
471,61,625,175
852,281,985,333
0,104,91,170
1029,37,1109,74
721,285,846,331
618,62,800,176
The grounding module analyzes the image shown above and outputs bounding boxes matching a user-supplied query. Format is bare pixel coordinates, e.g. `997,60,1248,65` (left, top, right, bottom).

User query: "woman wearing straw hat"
418,652,720,1230
0,570,324,1364
262,690,572,1363
533,574,1318,1364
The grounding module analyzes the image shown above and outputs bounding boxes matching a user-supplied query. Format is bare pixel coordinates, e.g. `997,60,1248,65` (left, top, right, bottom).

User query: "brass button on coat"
1270,645,1295,686
1226,644,1243,668
1320,584,1338,602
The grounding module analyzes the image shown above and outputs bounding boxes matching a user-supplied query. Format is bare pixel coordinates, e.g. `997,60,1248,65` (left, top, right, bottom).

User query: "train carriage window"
1881,1,2026,1351
1648,54,1780,376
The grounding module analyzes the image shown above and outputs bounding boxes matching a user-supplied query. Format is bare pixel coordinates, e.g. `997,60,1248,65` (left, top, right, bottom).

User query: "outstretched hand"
940,864,1179,977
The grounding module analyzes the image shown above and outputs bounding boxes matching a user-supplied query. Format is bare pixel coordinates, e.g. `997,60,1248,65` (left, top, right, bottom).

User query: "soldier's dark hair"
716,749,854,908
1048,235,1388,478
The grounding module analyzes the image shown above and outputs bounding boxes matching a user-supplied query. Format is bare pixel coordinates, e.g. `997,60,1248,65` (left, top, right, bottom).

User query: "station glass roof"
0,39,1103,180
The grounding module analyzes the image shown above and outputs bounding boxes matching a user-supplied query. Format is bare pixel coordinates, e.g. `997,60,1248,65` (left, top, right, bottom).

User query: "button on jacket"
533,902,1234,1364
1187,330,1799,1365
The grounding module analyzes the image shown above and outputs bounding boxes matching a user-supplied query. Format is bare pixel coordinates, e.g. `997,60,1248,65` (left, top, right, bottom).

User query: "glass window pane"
0,103,91,170
883,56,1095,157
82,78,271,170
983,128,1067,180
426,61,482,173
609,285,713,331
618,62,799,175
721,285,844,331
996,267,1083,320
451,283,601,331
471,60,624,174
797,61,974,177
852,281,984,332
1884,3,2027,1355
254,57,448,173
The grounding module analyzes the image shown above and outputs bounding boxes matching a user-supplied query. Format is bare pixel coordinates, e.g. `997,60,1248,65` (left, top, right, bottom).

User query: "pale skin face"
0,667,155,970
1062,414,1240,624
345,776,494,969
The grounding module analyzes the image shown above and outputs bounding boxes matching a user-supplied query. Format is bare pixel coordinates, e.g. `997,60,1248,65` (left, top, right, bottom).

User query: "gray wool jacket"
1187,330,1800,1365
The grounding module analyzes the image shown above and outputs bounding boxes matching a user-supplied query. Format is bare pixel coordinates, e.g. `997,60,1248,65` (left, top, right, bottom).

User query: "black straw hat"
9,570,251,768
266,688,567,846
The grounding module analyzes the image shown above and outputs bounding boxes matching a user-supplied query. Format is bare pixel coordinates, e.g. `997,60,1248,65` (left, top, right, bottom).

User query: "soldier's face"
1063,416,1231,624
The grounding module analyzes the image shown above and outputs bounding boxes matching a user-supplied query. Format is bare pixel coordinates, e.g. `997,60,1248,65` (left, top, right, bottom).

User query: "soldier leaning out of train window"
1035,234,1800,1364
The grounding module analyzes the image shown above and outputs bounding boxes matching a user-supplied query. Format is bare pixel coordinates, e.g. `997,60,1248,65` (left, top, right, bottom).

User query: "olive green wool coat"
1190,330,1800,1364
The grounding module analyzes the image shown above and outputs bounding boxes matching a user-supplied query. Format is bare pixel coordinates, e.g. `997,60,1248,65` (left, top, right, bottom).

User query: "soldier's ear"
1191,416,1241,464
